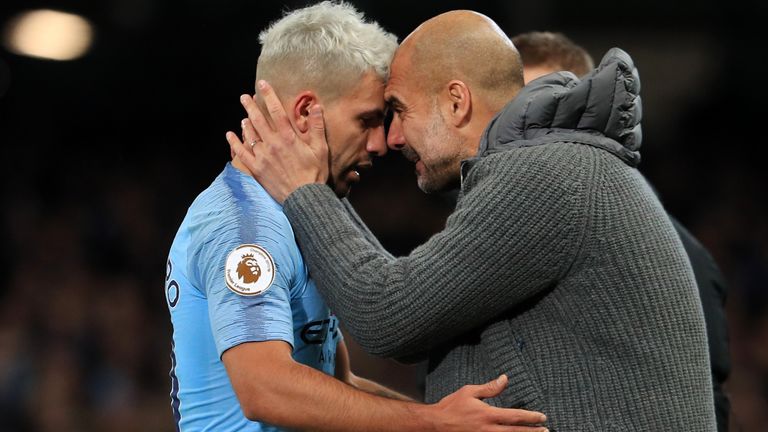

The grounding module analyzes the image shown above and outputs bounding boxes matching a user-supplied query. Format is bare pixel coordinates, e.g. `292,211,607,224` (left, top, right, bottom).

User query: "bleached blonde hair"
256,1,398,101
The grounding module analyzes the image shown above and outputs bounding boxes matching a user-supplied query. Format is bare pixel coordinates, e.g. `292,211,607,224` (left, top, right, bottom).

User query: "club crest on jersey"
225,244,275,296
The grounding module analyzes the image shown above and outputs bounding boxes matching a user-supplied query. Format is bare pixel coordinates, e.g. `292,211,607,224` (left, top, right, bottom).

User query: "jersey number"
166,258,180,309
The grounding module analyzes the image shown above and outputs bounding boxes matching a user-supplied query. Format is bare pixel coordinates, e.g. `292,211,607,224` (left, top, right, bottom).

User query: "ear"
292,91,318,134
444,80,471,127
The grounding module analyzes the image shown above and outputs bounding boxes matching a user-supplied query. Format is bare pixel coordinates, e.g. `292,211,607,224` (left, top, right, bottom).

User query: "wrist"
284,183,331,204
404,403,437,432
315,169,329,185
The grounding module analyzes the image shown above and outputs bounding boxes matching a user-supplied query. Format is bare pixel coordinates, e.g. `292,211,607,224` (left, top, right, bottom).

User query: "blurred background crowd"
1,0,766,430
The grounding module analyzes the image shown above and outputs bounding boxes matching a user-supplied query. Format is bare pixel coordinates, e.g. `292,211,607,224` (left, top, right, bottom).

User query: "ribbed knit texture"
284,144,714,430
282,48,716,430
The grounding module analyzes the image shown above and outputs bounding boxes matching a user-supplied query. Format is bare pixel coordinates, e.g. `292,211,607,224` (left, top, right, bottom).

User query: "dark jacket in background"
672,218,730,431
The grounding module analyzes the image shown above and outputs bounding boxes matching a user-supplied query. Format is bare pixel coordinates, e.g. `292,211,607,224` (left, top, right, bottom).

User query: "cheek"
402,121,425,151
343,131,368,156
324,128,342,159
405,116,428,141
328,132,359,172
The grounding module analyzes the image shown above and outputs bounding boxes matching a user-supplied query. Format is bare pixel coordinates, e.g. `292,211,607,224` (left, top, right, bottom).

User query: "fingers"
470,374,509,399
241,118,261,147
256,80,292,133
226,130,259,172
487,426,548,432
308,104,328,151
309,104,325,135
463,375,547,430
488,406,547,427
240,93,274,146
225,131,245,158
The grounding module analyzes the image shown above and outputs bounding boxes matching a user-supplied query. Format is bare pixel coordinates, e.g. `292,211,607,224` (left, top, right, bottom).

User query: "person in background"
511,32,593,82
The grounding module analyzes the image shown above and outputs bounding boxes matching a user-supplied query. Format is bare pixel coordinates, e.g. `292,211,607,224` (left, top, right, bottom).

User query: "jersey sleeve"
195,211,298,359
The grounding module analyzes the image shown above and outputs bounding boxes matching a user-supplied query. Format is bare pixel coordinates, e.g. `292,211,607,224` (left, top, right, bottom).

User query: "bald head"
383,11,525,193
396,11,524,111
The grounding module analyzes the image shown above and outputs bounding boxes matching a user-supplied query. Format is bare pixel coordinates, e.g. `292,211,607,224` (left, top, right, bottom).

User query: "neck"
466,109,496,155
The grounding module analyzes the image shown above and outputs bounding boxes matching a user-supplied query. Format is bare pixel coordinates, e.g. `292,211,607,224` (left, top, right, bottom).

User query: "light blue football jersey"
165,163,340,431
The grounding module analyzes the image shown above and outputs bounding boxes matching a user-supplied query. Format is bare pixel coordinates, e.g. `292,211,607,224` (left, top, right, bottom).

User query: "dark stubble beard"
415,110,465,194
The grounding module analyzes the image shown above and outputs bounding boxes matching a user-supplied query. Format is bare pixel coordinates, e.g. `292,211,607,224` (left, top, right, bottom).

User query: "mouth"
400,146,420,164
413,160,424,176
403,154,419,164
356,162,373,172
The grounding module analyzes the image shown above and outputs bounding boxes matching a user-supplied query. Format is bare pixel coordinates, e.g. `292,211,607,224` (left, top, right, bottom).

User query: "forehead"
384,54,416,103
334,70,386,109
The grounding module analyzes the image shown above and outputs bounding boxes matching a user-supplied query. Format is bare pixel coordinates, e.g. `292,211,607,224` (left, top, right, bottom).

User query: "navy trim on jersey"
169,341,181,431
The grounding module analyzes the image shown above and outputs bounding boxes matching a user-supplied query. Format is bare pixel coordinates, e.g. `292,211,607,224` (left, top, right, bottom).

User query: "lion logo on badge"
237,254,262,284
225,244,275,296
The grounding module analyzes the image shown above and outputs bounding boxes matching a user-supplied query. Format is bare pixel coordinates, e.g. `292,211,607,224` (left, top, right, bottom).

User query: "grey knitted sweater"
283,49,716,431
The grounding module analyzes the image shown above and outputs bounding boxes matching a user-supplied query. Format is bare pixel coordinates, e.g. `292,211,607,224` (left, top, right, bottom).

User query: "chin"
332,183,351,198
417,176,439,194
418,175,456,195
324,176,347,198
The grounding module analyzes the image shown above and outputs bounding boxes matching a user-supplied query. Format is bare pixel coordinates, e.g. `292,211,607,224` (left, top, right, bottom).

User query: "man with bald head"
383,12,523,194
167,3,551,431
231,10,716,431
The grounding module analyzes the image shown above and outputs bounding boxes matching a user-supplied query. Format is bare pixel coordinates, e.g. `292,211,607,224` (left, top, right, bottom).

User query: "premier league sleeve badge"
224,244,276,296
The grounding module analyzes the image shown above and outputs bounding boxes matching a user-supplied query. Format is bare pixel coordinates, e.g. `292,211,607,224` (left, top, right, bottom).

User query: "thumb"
472,374,509,399
308,104,327,149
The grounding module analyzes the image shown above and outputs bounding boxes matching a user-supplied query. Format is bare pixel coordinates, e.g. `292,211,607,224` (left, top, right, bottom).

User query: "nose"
387,115,405,151
366,124,388,157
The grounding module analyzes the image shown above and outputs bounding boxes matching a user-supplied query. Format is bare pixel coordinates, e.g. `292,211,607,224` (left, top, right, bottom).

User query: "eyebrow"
357,108,386,120
385,95,405,111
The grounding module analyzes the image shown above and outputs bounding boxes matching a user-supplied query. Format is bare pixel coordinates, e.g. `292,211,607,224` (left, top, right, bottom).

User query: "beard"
401,145,419,163
414,110,463,194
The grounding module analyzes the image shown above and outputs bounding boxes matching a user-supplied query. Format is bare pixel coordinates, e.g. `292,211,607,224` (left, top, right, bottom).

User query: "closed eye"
358,109,386,129
386,95,406,116
384,108,393,135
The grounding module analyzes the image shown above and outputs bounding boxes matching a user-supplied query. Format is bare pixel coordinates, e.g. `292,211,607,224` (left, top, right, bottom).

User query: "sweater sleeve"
339,198,394,260
283,151,587,359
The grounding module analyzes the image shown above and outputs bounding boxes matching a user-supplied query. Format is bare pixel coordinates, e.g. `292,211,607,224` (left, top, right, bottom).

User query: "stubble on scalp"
398,10,525,113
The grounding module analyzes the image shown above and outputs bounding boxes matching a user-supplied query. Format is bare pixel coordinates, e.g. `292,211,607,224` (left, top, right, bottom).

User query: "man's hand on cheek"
226,80,330,204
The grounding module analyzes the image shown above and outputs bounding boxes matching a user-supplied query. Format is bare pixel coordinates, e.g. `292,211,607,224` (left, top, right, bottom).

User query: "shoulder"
187,170,298,267
466,143,601,192
197,170,291,234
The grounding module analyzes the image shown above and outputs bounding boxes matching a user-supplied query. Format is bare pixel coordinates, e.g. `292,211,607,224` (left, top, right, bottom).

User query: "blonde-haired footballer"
165,2,547,431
